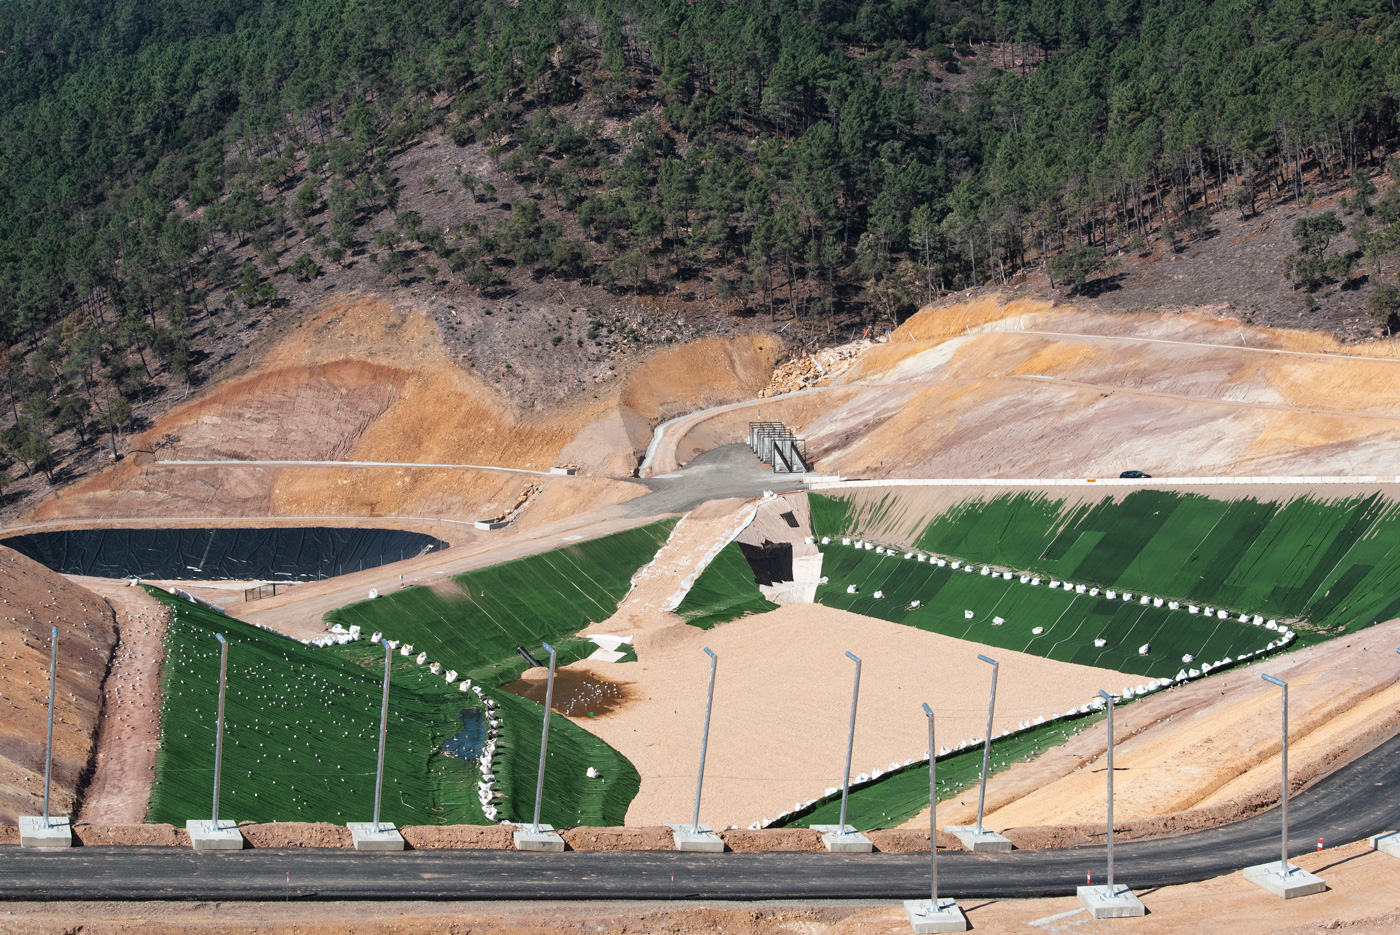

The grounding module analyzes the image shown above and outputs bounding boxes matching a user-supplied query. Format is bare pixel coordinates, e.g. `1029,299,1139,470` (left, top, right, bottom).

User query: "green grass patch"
674,541,778,629
147,589,484,827
773,711,1105,830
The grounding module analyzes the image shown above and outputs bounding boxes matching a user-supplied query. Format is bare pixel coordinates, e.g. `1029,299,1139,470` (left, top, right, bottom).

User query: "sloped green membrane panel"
813,490,1400,642
789,489,1400,830
815,546,1272,679
327,521,676,686
674,541,778,629
152,521,674,827
147,590,482,827
325,520,674,826
775,712,1104,830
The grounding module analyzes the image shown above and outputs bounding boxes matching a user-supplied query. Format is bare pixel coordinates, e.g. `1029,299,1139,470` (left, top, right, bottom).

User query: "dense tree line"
2,0,1400,479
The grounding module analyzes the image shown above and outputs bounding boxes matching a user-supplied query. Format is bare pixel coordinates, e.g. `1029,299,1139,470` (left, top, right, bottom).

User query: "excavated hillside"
0,547,117,823
23,298,783,528
655,294,1400,481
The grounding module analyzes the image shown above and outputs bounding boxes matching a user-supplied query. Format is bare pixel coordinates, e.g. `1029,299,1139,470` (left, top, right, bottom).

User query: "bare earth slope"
24,298,781,527
924,618,1400,838
660,295,1400,482
0,547,117,823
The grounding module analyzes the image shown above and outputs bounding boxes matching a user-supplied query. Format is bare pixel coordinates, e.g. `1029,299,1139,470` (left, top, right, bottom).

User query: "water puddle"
500,668,633,718
440,706,488,760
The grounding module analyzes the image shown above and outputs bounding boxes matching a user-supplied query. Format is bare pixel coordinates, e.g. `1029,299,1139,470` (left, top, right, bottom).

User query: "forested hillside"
2,0,1400,505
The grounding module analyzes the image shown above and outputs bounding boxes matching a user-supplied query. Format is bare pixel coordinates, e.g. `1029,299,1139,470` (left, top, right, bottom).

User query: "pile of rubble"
759,338,872,397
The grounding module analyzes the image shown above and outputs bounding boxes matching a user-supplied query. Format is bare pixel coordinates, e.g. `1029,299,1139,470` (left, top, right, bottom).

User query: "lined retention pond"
3,526,448,580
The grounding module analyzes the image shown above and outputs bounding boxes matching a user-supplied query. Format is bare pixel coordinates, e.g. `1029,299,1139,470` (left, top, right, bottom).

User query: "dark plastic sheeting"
3,527,448,581
737,540,793,586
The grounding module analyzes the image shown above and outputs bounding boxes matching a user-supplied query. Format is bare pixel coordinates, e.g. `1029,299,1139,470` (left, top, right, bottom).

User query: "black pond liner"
441,707,488,761
3,526,448,581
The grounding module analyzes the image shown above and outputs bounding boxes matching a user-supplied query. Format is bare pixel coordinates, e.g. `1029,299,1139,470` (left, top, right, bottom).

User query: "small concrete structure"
944,824,1013,852
549,466,578,476
513,823,565,851
1370,830,1400,859
812,823,873,853
186,818,244,851
347,822,405,851
1077,884,1147,918
18,816,72,848
668,823,724,852
1243,862,1327,898
904,898,969,933
473,520,510,531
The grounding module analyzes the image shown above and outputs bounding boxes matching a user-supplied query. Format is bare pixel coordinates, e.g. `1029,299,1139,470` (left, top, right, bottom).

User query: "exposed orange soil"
27,298,782,525
640,294,1400,483
920,619,1400,835
621,334,784,422
0,547,117,824
72,579,170,823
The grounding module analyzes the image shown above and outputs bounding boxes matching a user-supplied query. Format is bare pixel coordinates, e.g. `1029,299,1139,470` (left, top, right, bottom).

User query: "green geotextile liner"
325,520,676,686
814,490,1400,640
146,590,485,826
322,521,674,824
484,688,640,827
674,541,778,629
773,711,1105,830
816,544,1276,679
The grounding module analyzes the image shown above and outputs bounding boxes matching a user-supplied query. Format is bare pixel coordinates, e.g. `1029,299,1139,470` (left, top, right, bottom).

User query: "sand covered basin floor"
565,603,1136,829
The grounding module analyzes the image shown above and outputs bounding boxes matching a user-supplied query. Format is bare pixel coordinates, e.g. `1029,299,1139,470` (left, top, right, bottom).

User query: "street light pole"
974,654,999,834
924,702,938,905
691,647,717,834
1262,673,1290,878
531,642,557,834
837,651,862,835
903,703,969,931
41,626,57,828
212,633,228,825
1098,688,1117,896
372,638,391,832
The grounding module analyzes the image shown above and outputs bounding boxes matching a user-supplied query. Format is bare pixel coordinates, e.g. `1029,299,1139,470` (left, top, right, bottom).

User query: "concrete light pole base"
944,824,1013,852
667,823,724,852
186,819,244,851
1243,862,1326,898
18,816,72,848
904,898,969,933
1371,831,1400,859
811,824,873,852
1077,884,1146,918
513,824,565,851
347,822,405,851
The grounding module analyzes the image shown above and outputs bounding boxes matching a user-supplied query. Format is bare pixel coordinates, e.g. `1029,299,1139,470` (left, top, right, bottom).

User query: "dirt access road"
226,444,785,639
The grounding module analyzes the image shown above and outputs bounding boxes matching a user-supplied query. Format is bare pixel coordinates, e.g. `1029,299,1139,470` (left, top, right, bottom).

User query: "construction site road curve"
4,734,1397,902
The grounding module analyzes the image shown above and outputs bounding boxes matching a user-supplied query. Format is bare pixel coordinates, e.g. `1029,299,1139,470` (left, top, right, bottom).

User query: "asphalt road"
620,444,798,516
4,734,1396,902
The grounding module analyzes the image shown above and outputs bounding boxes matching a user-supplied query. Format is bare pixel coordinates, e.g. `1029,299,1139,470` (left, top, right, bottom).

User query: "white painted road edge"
155,459,565,477
806,475,1400,489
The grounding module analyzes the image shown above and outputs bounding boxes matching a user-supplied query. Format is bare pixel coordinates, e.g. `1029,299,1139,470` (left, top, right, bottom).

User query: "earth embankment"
0,547,117,824
658,295,1400,482
25,299,782,527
